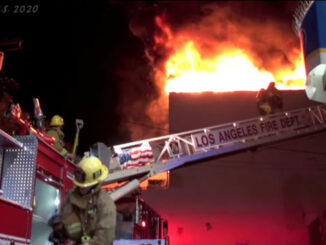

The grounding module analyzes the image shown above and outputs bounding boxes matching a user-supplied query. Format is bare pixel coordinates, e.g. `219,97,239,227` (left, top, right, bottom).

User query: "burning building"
112,1,326,244
117,1,306,140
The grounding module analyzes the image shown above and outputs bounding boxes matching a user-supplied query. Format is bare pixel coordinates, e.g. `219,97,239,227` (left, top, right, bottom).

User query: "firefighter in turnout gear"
256,81,283,115
46,115,71,157
58,156,117,245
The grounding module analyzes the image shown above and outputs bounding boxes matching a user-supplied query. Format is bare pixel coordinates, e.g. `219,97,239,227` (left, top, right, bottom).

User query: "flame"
125,4,307,140
165,43,275,93
158,21,306,93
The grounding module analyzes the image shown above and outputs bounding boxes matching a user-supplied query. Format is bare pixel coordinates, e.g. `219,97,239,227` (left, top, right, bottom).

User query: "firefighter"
256,82,283,115
46,115,72,158
266,81,283,110
58,156,116,245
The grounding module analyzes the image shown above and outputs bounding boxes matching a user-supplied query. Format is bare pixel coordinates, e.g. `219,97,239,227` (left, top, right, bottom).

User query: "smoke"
113,2,171,141
114,1,300,141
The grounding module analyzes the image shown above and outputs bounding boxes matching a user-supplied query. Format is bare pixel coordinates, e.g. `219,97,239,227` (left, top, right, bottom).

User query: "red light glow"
141,220,146,228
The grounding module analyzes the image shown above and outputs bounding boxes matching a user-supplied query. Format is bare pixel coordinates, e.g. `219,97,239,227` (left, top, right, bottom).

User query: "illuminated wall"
143,91,326,245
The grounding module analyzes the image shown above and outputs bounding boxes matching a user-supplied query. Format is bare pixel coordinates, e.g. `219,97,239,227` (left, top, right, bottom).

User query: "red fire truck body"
3,99,326,245
0,129,167,245
0,131,75,244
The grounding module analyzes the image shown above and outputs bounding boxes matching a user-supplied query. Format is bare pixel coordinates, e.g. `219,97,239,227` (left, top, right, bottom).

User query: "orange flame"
155,17,305,94
165,42,305,93
165,44,274,93
125,5,307,140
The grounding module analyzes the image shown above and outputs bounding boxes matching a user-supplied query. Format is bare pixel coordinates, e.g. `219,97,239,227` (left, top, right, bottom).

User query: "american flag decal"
118,142,154,168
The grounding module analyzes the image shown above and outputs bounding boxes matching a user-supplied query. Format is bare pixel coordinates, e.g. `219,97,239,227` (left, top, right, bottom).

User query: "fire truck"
0,105,169,245
0,38,170,245
2,3,326,241
1,96,326,244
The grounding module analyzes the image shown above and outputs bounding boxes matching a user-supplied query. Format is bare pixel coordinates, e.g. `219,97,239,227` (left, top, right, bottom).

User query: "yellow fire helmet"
73,156,108,187
50,115,64,126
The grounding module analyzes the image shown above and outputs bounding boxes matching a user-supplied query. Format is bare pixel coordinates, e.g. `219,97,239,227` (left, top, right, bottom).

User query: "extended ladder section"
103,104,326,188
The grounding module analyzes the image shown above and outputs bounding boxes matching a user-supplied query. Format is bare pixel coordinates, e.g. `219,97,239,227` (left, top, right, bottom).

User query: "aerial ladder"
104,103,326,201
4,99,326,245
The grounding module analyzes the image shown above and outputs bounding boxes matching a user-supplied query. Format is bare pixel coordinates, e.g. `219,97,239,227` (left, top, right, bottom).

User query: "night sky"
0,1,299,155
0,0,149,154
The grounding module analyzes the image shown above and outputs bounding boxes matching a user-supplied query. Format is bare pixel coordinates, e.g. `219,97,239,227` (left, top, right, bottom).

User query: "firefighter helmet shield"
73,156,108,187
50,115,64,126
